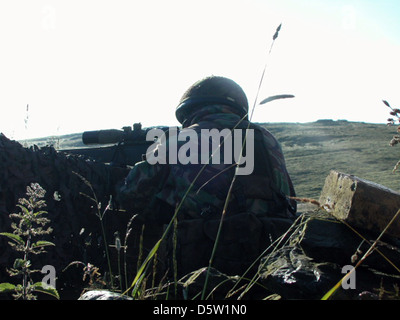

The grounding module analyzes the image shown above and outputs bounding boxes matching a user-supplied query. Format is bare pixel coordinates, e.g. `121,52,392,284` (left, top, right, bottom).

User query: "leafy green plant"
0,183,59,300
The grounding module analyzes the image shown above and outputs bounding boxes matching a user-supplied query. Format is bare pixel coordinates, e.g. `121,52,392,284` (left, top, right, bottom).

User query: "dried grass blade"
259,94,295,105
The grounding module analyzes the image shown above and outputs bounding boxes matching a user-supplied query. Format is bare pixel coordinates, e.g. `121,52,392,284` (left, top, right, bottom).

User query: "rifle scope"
82,129,125,145
82,123,147,145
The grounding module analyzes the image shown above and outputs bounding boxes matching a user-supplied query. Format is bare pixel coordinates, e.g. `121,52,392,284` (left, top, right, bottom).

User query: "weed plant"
384,100,400,173
62,261,107,295
0,183,59,299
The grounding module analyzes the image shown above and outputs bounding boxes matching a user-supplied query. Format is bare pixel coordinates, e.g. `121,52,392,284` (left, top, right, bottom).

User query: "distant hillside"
22,132,86,150
22,120,400,199
260,120,400,199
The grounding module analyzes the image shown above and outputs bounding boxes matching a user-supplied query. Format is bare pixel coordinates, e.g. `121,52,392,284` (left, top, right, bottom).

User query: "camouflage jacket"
117,105,296,223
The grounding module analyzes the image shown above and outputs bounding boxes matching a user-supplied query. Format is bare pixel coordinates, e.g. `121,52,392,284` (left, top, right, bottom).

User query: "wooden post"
319,170,400,238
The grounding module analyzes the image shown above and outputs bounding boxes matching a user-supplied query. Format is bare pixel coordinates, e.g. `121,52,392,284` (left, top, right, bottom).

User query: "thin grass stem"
201,22,283,300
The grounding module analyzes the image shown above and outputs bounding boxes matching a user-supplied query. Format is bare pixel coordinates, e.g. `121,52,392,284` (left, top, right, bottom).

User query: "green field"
24,120,400,200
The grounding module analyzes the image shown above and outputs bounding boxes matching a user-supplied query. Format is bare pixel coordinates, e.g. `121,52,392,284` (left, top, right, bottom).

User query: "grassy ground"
24,120,400,200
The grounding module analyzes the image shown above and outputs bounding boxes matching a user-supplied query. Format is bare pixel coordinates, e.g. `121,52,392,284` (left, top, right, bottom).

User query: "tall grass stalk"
113,232,123,291
73,172,114,286
123,214,137,291
172,215,178,297
201,22,284,300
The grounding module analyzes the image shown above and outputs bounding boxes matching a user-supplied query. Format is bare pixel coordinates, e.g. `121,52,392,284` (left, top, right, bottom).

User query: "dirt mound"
0,134,132,298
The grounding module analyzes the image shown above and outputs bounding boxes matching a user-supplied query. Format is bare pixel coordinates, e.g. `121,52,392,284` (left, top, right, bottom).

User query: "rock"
78,290,132,300
257,209,400,299
319,170,400,238
301,211,400,274
258,245,340,300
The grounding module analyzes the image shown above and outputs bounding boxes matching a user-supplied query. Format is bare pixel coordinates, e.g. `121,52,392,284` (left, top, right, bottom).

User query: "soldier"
117,76,296,277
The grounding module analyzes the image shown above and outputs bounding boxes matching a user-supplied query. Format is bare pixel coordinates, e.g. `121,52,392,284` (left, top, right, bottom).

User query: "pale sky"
1,0,400,140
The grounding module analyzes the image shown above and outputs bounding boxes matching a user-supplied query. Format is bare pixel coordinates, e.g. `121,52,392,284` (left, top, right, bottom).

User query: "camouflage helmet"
175,76,249,124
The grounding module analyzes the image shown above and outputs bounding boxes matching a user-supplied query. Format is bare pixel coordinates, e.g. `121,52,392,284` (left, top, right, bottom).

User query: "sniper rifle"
61,123,174,167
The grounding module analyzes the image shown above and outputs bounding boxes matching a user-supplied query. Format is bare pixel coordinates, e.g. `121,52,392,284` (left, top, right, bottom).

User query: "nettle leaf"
0,283,16,293
33,282,60,300
33,210,48,217
0,232,24,245
13,258,26,269
16,204,31,216
32,241,56,248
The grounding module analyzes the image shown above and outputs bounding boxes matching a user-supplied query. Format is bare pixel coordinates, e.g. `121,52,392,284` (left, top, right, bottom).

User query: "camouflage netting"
0,133,144,298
